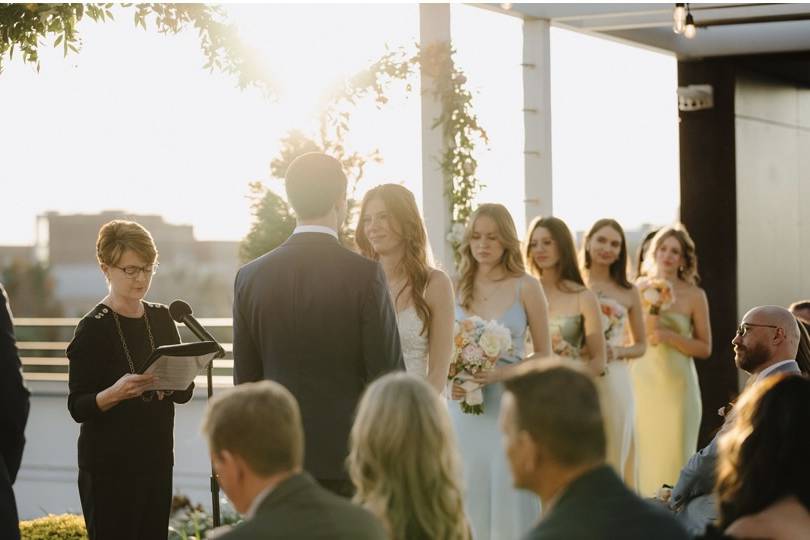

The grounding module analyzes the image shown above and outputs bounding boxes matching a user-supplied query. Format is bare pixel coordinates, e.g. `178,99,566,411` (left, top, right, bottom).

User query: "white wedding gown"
397,306,429,377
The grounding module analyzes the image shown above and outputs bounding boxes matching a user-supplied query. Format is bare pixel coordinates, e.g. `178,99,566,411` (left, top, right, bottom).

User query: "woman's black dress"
67,301,194,540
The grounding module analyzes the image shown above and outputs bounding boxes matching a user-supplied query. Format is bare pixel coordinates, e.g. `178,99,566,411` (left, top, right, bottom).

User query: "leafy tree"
239,181,297,263
240,129,379,263
0,3,274,95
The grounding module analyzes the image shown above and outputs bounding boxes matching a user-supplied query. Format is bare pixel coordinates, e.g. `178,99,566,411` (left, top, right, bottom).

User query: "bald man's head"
733,306,800,373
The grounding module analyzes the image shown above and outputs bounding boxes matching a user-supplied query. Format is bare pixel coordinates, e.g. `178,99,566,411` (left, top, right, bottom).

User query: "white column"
419,3,454,273
522,19,553,226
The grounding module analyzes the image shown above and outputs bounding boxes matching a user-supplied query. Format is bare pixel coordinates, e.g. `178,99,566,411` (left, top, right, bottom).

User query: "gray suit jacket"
670,360,801,535
218,473,386,540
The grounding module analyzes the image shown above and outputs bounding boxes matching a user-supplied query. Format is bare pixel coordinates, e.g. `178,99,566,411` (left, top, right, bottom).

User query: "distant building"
34,211,239,316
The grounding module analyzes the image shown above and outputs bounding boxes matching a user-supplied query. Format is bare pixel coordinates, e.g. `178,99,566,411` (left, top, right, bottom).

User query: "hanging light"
501,3,512,10
673,3,686,34
684,10,697,39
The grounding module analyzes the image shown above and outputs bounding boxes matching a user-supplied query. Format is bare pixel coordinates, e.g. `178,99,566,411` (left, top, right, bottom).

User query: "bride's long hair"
356,184,432,336
349,373,470,540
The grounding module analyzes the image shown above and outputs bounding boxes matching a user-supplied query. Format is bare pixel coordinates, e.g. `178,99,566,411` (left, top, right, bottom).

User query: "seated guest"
500,361,688,540
0,284,30,540
714,374,810,539
789,299,810,324
665,306,802,535
202,380,386,540
789,302,810,374
348,373,470,539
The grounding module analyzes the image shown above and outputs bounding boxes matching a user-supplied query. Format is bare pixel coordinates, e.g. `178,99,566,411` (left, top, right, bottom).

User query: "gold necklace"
112,307,155,374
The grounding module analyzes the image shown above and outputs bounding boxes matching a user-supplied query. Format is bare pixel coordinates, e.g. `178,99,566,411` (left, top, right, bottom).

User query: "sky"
0,4,678,246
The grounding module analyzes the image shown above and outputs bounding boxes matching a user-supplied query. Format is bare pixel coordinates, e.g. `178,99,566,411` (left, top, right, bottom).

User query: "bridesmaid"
632,224,712,496
635,228,659,279
449,203,550,540
525,216,606,378
356,184,455,393
581,218,647,490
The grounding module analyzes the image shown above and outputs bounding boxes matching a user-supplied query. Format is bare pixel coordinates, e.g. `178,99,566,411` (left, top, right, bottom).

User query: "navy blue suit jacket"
232,232,404,480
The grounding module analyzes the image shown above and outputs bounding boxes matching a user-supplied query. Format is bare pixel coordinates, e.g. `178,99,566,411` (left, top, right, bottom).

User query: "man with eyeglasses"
658,305,802,535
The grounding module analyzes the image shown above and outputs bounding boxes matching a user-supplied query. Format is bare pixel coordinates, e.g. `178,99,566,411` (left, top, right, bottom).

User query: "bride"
356,184,455,393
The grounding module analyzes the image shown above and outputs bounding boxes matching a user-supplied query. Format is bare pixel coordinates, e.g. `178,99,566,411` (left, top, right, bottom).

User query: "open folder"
139,341,220,391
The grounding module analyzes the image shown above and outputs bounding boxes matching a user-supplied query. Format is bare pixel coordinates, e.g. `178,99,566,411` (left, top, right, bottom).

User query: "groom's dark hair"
284,152,347,219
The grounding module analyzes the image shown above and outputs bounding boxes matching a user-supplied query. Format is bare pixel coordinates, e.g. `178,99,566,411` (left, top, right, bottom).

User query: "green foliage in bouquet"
460,402,484,415
19,514,87,539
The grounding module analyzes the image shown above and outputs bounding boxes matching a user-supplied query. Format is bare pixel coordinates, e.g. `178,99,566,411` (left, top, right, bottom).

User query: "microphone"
169,300,225,358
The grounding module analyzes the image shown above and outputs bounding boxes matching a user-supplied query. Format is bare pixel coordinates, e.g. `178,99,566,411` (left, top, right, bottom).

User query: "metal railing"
14,318,236,387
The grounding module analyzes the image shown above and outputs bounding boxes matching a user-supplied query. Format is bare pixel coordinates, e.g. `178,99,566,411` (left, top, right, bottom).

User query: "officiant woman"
67,220,194,540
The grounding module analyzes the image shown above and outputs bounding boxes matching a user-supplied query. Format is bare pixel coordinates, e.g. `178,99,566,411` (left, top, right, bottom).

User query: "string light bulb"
673,3,686,34
684,11,696,39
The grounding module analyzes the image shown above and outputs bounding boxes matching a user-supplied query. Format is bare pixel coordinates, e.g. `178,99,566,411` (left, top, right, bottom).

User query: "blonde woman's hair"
642,223,700,285
348,373,470,540
96,220,158,266
457,204,525,310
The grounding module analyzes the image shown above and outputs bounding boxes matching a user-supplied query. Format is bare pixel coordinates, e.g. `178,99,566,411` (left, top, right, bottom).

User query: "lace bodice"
397,306,429,377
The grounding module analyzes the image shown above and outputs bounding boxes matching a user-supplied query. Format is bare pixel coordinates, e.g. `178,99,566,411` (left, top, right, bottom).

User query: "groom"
232,152,404,497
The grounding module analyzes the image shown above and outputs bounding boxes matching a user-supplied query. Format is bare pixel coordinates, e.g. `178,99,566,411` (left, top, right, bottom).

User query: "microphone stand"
208,344,225,528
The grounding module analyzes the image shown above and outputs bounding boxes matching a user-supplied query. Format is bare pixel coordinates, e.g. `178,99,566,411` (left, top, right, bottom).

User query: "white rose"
642,288,661,304
479,331,502,357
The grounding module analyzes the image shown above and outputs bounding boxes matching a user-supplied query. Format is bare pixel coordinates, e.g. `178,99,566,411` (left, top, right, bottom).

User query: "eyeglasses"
736,322,779,337
113,263,158,278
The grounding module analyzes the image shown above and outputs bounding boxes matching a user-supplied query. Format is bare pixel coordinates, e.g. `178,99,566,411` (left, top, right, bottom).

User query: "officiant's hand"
96,373,157,411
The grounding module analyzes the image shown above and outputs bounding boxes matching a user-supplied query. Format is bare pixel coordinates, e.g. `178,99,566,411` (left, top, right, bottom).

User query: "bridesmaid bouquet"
637,277,675,315
551,331,579,358
599,297,626,343
449,316,512,415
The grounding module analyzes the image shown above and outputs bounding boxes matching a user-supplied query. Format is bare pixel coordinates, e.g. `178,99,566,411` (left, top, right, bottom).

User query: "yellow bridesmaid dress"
631,311,701,496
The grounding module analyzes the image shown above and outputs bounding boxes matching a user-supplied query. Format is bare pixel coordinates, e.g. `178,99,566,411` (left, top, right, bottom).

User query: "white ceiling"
482,3,810,59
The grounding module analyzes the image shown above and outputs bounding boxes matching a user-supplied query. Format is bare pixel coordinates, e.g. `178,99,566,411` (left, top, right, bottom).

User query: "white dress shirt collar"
292,224,338,239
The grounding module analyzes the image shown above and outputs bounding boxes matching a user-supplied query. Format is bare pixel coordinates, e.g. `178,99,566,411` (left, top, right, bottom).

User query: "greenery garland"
327,41,488,265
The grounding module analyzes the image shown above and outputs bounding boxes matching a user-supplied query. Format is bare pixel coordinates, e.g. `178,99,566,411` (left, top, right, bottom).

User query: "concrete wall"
735,74,810,315
14,381,226,520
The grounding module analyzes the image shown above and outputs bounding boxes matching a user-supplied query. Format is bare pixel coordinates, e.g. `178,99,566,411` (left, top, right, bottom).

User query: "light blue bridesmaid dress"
449,284,541,540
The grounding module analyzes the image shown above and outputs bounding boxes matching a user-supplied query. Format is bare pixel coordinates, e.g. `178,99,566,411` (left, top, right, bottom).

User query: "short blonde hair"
96,220,158,266
202,381,303,476
349,373,470,540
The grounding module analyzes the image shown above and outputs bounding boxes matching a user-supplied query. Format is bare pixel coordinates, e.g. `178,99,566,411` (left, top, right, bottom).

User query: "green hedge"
19,514,88,540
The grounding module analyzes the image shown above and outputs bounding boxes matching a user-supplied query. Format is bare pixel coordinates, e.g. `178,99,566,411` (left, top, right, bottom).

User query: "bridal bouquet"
449,316,512,415
637,277,675,315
